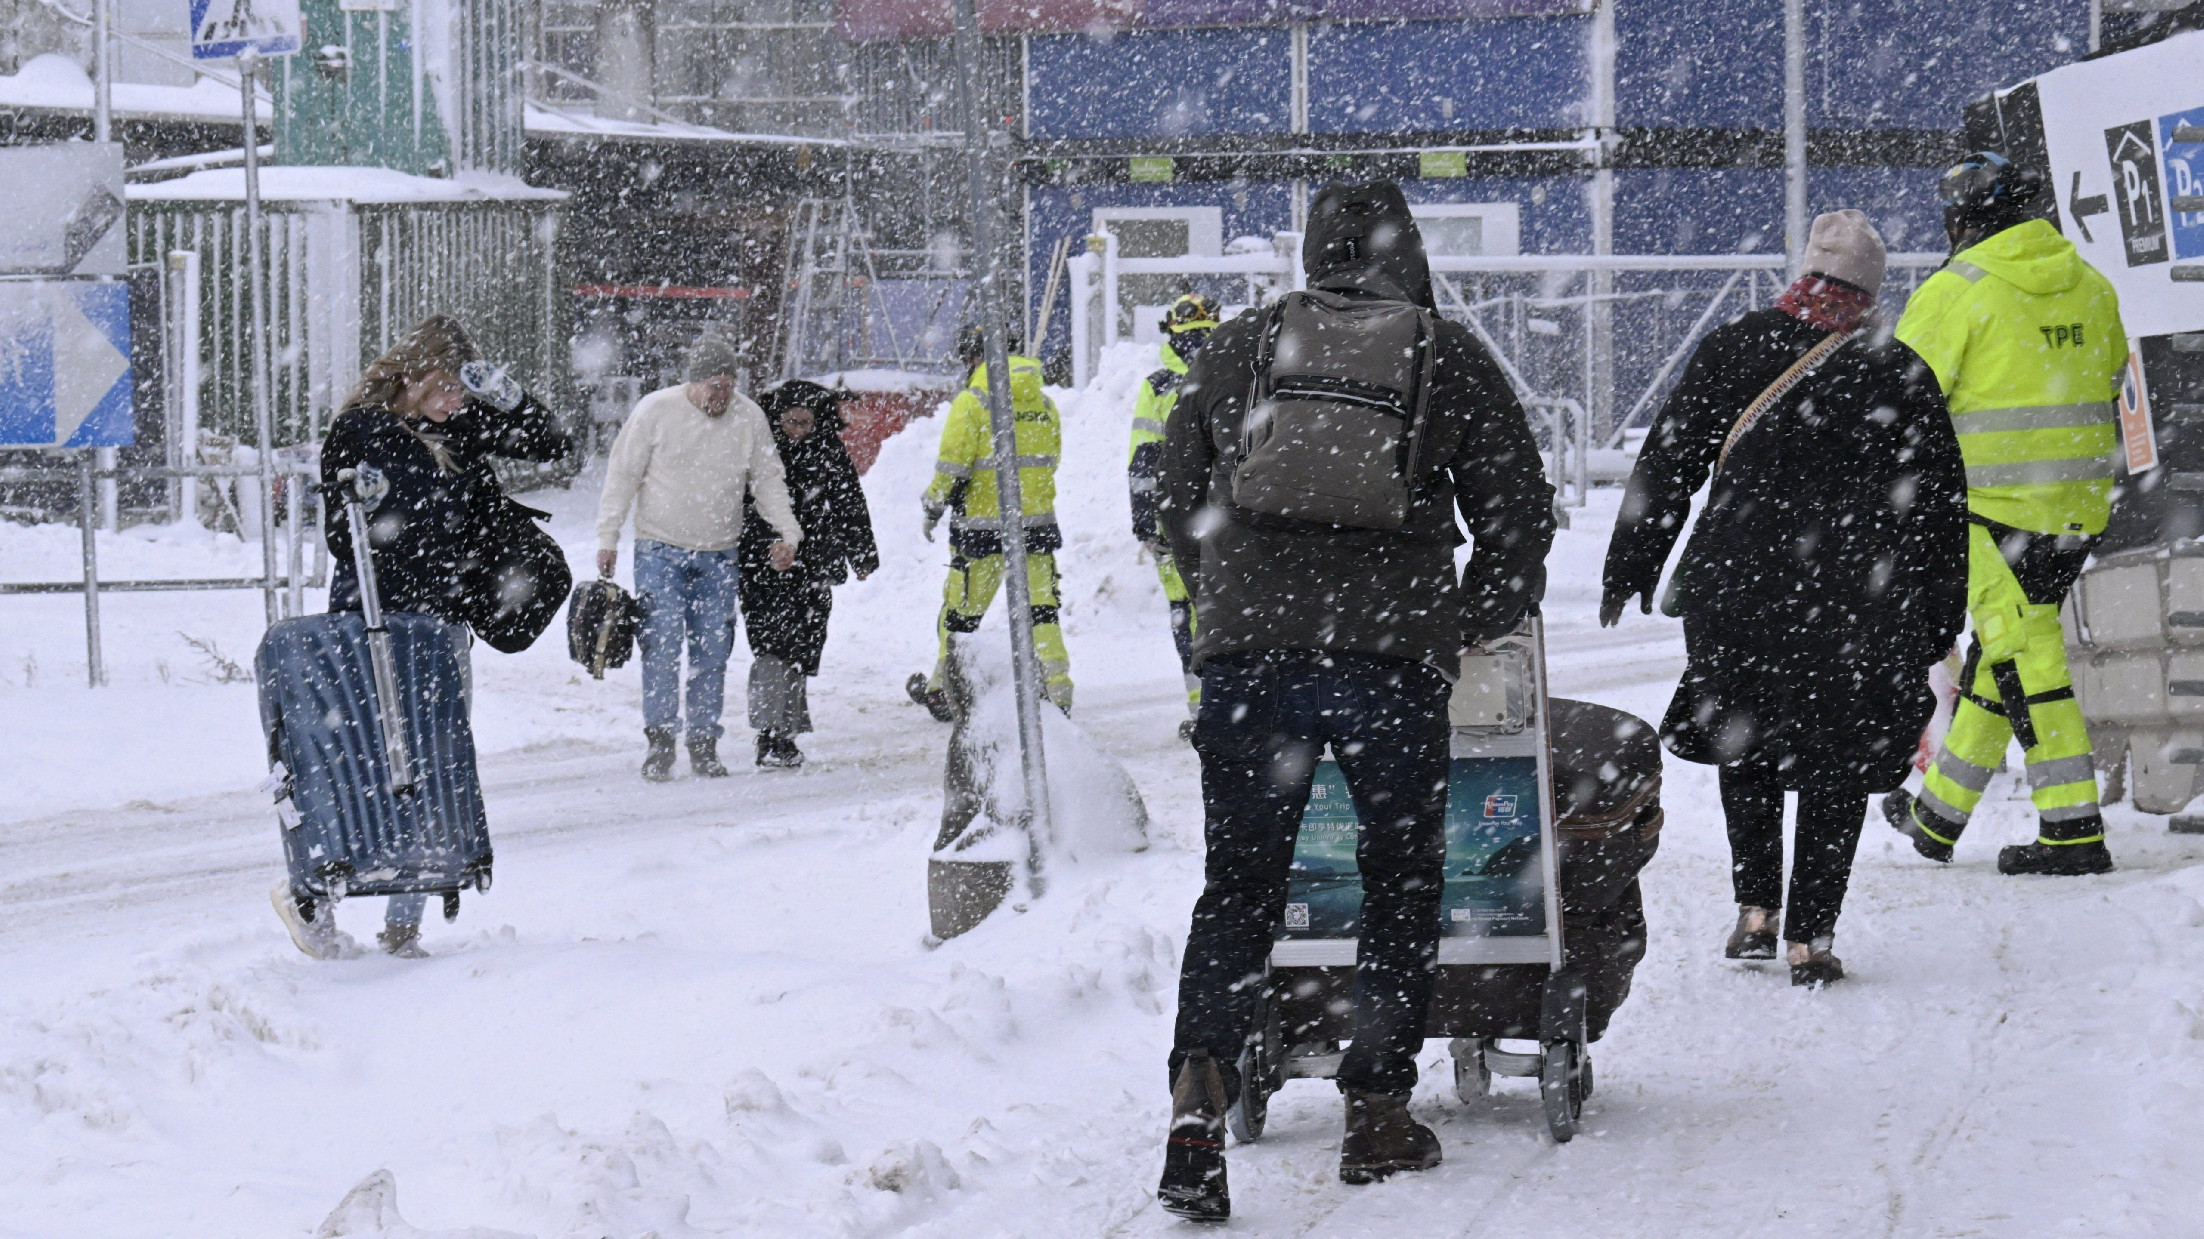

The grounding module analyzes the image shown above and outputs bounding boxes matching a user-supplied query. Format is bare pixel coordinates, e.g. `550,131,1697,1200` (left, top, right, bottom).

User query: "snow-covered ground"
4,345,2203,1236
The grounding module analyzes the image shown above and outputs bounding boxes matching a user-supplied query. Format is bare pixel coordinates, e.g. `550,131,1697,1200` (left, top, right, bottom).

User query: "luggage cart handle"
331,468,416,795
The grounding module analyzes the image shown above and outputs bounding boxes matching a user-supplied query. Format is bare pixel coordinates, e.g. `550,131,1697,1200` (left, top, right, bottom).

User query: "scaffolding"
773,194,971,379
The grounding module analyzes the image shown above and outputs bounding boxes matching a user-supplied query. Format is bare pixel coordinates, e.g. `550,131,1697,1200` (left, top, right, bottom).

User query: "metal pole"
92,0,111,142
1783,0,1808,278
169,250,203,524
78,452,104,687
240,49,280,623
949,0,1054,853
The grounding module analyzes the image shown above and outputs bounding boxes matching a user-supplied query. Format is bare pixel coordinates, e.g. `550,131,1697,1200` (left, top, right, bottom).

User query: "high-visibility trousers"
1157,552,1200,716
932,551,1072,710
1915,522,2101,847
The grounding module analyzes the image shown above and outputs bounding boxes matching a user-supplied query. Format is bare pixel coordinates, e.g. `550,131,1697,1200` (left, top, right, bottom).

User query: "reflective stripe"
1949,260,1988,283
1932,747,1997,793
1916,785,1972,829
2025,754,2096,790
1950,402,2115,434
935,462,973,479
1966,458,2115,487
2038,801,2103,823
1132,417,1167,435
953,512,1059,530
976,453,1059,469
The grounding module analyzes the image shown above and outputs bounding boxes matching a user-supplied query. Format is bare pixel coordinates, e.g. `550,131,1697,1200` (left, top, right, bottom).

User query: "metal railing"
0,457,327,687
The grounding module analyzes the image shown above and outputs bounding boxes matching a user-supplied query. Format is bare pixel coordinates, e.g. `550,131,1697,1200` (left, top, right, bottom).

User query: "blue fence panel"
1027,28,1295,140
1306,16,1590,134
1815,0,2085,129
1616,0,1782,129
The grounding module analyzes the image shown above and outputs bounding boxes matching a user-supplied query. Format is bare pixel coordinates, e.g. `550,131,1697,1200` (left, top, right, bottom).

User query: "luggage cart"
1227,615,1596,1144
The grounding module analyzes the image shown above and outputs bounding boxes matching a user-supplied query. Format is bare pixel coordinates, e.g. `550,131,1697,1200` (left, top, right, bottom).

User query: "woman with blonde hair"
290,315,570,958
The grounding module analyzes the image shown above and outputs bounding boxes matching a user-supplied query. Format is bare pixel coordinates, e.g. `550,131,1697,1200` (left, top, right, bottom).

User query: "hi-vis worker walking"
907,327,1073,719
1884,152,2129,876
1131,294,1220,738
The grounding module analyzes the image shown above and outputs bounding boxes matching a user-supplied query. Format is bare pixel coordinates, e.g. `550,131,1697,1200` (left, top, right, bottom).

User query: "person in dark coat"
303,315,570,960
1601,211,1967,987
738,380,879,769
1154,180,1555,1216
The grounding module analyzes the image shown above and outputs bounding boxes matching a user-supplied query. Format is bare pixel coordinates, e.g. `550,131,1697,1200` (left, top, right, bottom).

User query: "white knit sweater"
595,385,802,554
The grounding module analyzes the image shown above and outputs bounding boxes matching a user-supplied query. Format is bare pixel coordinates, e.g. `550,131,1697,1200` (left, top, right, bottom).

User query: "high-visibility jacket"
1895,219,2129,536
923,355,1061,544
1127,342,1190,544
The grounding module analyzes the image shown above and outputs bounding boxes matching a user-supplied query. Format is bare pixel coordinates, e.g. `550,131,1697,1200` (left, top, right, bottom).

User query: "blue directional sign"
0,281,133,447
189,0,301,59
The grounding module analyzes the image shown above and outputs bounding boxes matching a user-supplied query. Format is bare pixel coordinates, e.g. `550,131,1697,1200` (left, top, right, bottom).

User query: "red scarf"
1773,276,1878,334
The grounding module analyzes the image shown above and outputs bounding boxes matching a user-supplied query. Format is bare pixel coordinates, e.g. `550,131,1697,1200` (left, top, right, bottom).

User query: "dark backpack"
1233,288,1436,530
566,578,641,678
459,491,573,654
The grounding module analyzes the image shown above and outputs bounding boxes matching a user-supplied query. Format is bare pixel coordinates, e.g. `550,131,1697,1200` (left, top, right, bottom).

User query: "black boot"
1882,789,1956,863
755,731,805,770
1158,1052,1231,1222
1339,1089,1442,1185
906,673,955,724
642,727,678,782
1999,831,2114,876
688,735,731,778
1724,905,1778,960
1788,936,1842,987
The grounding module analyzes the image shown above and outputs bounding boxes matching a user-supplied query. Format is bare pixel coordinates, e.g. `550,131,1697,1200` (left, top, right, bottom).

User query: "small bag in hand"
566,578,641,679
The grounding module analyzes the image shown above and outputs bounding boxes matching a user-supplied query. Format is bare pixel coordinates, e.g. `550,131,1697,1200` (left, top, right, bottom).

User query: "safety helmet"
1937,151,2044,221
1158,293,1221,336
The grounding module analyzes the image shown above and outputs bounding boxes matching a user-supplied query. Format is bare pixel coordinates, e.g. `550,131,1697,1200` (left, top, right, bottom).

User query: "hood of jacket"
1957,219,2083,296
1303,180,1435,310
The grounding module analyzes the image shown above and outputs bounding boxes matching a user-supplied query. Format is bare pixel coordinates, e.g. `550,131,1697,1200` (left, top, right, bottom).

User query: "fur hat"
683,331,743,382
1801,210,1886,295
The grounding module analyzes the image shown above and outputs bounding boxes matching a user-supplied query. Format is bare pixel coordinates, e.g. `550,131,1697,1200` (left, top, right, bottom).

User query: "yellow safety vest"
924,355,1060,529
1895,219,2129,536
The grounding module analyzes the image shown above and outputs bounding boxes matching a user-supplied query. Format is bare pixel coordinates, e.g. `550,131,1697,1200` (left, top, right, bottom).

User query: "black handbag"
459,489,573,654
566,578,641,678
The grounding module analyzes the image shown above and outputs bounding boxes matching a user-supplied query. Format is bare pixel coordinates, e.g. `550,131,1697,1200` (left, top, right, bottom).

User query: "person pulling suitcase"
269,316,570,960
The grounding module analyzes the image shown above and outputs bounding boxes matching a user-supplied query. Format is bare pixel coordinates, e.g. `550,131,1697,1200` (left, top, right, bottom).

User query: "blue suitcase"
257,611,493,916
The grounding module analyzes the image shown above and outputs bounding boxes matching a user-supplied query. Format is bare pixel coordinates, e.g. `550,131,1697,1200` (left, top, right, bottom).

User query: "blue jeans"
634,539,741,740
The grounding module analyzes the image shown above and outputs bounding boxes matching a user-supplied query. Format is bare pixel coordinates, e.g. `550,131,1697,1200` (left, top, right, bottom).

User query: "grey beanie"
683,331,743,382
1801,209,1887,294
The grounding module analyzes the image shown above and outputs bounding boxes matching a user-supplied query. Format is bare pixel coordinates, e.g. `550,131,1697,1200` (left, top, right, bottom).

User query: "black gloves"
1599,585,1652,628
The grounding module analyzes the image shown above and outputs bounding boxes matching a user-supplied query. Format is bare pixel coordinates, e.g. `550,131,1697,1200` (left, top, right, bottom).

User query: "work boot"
377,925,430,959
906,673,955,724
269,882,362,961
1788,936,1842,987
755,731,805,770
1998,835,2114,876
642,727,678,782
1882,789,1955,863
688,735,731,778
1157,1052,1231,1222
1338,1089,1442,1185
1723,905,1779,960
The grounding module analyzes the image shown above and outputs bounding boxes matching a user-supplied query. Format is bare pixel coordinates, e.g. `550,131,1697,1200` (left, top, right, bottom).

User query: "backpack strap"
1715,329,1857,474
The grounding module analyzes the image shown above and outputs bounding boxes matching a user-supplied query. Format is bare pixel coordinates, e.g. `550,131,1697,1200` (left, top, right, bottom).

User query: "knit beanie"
683,331,743,383
1800,210,1886,294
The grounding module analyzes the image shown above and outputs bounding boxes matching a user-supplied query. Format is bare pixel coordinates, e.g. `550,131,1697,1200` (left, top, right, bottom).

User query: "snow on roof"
0,53,266,125
128,165,568,204
523,104,847,147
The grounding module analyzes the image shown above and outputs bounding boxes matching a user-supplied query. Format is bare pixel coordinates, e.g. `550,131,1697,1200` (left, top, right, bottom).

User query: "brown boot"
1339,1089,1441,1184
1157,1052,1231,1221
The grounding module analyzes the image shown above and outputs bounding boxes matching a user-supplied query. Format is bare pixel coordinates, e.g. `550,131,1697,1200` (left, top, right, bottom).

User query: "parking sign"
189,0,301,59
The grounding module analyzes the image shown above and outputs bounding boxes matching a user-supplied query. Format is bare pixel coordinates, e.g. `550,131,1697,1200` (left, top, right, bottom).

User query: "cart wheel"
1540,1042,1584,1143
1451,1039,1491,1103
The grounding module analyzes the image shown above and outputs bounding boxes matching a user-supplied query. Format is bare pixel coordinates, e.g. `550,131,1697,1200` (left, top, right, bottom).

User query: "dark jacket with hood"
1603,308,1967,788
738,381,880,672
1160,180,1556,677
323,394,570,627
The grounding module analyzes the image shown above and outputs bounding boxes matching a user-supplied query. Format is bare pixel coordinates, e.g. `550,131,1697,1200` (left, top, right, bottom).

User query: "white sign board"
2037,30,2204,340
190,0,301,59
0,144,125,278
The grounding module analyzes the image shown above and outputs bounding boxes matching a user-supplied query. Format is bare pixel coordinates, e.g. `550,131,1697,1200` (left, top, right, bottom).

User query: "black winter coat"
1603,309,1968,789
738,395,879,673
1162,182,1556,676
324,395,570,626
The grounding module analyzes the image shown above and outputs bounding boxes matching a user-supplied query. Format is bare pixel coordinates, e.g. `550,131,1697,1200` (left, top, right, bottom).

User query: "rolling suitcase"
257,469,493,928
566,577,640,679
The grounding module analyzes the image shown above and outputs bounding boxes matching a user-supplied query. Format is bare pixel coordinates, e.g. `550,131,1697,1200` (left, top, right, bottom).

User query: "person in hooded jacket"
1602,211,1968,986
739,380,880,769
297,314,572,959
1154,180,1554,1218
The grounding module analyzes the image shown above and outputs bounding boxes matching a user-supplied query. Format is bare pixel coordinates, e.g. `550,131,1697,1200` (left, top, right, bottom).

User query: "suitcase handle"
335,468,417,795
